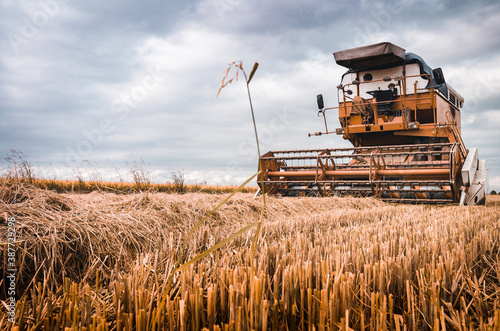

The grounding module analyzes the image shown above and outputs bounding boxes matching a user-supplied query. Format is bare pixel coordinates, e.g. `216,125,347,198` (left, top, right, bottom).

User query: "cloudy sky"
1,0,499,191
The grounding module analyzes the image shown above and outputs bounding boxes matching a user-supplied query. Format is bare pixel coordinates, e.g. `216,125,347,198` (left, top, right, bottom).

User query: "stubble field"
1,181,500,330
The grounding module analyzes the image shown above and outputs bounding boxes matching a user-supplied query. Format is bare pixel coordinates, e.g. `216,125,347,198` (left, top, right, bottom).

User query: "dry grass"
0,178,258,195
1,180,499,330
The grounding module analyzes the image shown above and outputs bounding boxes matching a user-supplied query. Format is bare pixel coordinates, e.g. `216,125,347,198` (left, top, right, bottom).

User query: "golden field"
4,177,258,195
0,180,499,330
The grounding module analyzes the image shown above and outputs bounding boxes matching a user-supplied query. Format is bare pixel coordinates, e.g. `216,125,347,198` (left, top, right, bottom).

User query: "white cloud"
490,176,500,192
402,4,500,64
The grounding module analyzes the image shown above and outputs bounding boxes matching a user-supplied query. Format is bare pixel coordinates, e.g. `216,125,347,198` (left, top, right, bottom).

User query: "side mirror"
433,68,445,85
317,94,324,110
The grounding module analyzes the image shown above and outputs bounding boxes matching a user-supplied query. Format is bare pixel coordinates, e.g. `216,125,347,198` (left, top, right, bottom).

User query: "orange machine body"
258,42,488,205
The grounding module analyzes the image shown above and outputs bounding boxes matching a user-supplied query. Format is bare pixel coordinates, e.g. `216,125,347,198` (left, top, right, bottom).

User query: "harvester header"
258,42,488,205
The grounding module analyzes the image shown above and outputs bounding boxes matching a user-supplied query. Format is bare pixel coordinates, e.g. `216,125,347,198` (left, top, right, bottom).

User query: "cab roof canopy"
334,42,406,70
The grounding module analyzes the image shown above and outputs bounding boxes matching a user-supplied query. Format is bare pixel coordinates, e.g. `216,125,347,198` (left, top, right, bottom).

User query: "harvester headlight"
408,122,418,129
336,128,345,135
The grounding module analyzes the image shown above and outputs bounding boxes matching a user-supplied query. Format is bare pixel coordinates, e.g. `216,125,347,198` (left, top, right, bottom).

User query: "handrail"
445,111,467,159
322,95,435,116
313,72,439,136
332,73,435,113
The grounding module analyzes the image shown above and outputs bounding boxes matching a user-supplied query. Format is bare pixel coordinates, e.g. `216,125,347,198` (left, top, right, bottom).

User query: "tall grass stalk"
157,60,266,323
217,61,266,270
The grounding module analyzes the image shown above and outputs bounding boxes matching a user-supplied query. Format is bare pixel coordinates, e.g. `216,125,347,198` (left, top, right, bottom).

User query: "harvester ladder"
446,111,467,159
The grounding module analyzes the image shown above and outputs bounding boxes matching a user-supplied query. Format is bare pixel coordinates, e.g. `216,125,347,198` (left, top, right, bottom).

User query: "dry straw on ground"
1,181,500,330
11,178,257,195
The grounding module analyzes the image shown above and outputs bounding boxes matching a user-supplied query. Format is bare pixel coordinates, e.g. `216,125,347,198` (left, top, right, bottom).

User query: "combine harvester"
258,42,488,205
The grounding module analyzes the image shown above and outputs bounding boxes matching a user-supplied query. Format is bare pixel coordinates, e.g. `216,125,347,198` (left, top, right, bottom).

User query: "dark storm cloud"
72,1,193,34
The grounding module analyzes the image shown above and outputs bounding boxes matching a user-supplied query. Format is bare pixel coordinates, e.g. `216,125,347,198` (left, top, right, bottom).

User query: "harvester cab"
258,42,488,205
